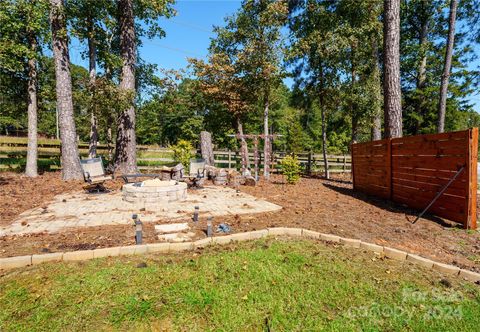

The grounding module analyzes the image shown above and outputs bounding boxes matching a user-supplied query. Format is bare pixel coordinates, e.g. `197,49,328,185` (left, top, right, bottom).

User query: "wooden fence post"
307,152,312,176
351,144,355,189
467,128,478,229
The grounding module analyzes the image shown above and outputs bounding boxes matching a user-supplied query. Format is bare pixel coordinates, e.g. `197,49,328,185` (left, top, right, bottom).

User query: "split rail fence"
0,137,351,174
352,128,478,229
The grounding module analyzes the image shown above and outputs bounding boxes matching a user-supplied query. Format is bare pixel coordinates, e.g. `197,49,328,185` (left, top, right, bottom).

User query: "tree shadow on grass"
322,182,462,229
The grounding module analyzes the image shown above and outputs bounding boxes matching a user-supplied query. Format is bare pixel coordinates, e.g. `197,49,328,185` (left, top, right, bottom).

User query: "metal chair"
180,159,206,188
80,157,114,192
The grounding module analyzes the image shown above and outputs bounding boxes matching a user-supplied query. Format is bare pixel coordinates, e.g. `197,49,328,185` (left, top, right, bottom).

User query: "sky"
69,0,241,74
69,0,479,113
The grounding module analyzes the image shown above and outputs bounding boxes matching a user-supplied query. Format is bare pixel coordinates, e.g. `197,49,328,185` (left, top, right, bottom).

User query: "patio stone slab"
0,186,281,236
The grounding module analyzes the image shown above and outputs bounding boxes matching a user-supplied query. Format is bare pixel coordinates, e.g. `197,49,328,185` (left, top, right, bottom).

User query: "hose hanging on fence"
408,165,466,224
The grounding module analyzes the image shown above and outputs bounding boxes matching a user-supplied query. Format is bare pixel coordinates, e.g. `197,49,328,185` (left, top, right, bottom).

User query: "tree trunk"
414,12,428,135
372,116,382,140
371,37,382,141
25,32,38,177
263,94,270,180
50,0,83,180
237,117,249,174
114,0,137,174
321,106,329,180
437,0,458,133
87,15,98,159
350,51,359,145
319,65,329,179
200,131,215,165
383,0,403,138
352,116,359,143
107,125,113,161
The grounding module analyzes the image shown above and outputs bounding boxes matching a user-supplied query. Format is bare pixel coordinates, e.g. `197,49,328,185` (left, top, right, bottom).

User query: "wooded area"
1,0,480,180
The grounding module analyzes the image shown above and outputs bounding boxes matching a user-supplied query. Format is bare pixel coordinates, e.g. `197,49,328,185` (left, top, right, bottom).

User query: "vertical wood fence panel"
352,129,478,229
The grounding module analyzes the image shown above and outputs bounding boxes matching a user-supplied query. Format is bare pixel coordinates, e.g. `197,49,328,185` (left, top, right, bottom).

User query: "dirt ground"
1,171,479,273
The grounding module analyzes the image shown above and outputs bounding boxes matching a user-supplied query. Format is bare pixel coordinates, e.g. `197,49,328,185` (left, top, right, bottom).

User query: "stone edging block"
0,255,32,269
340,238,361,248
267,227,302,237
285,228,303,236
360,242,384,253
267,227,289,236
384,247,407,261
302,230,321,239
32,253,63,265
406,254,434,269
169,242,194,252
1,228,479,286
320,233,341,243
230,232,251,242
93,247,121,259
194,237,212,249
120,245,148,256
249,230,268,240
63,250,94,261
212,235,233,245
147,243,170,253
433,262,460,275
459,269,480,283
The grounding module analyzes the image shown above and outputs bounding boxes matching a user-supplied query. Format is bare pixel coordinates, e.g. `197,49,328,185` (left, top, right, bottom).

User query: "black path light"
193,206,199,223
207,216,213,237
132,214,143,245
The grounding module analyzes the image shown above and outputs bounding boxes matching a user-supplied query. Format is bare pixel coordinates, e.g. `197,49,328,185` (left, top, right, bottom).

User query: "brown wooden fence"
352,128,478,229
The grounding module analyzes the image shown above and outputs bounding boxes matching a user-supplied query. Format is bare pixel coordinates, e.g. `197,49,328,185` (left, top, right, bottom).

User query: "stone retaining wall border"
1,228,479,285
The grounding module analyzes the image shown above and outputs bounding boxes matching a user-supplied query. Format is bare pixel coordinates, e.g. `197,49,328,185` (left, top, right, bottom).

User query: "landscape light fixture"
193,206,199,223
132,214,143,245
207,217,213,237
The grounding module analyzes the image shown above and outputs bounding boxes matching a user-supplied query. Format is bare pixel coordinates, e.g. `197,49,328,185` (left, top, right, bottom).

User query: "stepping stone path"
155,223,195,242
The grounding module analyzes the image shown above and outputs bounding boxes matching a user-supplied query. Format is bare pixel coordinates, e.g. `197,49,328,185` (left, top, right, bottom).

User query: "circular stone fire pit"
122,179,187,204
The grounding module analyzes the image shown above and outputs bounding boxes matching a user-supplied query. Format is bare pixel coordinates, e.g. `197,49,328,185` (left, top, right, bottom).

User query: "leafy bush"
281,154,301,184
171,139,193,172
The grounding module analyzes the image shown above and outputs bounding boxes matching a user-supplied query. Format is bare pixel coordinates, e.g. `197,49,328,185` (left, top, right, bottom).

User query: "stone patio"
0,186,282,236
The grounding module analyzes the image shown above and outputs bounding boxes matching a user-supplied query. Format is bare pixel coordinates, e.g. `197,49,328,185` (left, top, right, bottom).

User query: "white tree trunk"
237,117,249,174
25,33,38,177
263,95,270,180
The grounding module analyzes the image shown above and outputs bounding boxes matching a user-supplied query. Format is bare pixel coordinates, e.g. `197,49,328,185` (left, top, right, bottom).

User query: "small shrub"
281,154,301,184
171,140,193,172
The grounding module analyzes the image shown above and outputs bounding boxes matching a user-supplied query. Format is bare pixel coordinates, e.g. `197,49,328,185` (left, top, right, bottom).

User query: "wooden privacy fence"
352,128,478,229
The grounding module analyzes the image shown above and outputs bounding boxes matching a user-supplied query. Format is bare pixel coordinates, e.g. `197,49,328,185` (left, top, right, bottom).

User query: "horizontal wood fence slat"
352,129,478,229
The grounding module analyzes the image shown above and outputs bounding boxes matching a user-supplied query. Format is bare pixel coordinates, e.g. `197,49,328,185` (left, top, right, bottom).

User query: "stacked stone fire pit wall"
122,181,188,204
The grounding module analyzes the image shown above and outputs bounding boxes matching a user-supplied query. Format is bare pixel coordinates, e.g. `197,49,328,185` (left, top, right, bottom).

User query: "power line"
169,19,212,33
142,40,205,58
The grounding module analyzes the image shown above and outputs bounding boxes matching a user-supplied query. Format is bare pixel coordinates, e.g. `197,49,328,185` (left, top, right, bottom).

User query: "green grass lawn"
1,239,479,331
